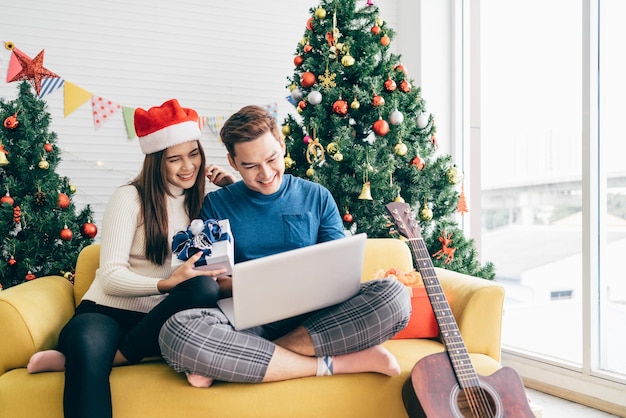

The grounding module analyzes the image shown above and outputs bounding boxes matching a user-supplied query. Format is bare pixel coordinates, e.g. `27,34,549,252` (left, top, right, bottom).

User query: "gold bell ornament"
358,181,373,200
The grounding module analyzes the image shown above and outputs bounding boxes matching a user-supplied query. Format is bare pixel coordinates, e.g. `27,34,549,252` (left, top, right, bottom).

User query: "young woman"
26,99,235,418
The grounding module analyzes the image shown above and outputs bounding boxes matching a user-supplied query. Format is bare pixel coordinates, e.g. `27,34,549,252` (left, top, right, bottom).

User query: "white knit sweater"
81,184,191,313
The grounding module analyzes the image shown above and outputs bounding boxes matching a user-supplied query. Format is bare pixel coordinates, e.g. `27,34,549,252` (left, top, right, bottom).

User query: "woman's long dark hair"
131,140,206,265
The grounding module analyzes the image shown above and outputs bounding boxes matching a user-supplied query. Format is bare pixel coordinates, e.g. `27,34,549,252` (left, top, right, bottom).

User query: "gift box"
171,218,234,275
373,268,439,340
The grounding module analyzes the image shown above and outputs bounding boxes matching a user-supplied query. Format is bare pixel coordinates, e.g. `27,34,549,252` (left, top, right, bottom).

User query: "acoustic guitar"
385,202,535,418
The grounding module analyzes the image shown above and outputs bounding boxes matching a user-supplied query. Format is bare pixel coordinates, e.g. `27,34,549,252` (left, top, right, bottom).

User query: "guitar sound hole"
450,383,503,418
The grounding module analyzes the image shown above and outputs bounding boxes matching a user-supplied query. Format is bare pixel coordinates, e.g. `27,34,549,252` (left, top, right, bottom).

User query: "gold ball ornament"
282,124,291,136
326,142,339,154
333,152,344,162
394,194,405,203
420,204,433,221
341,53,355,67
315,7,326,19
350,99,360,110
306,167,315,177
394,141,408,156
69,184,77,194
38,159,49,170
284,154,295,169
446,166,459,184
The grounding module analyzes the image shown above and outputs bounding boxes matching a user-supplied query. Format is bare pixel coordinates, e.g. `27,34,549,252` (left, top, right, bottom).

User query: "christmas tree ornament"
3,113,19,129
376,17,383,26
7,48,60,96
284,153,296,169
383,77,397,92
380,34,390,46
303,44,313,53
358,181,373,200
60,225,73,241
8,256,17,266
371,94,385,107
282,124,291,136
80,221,98,239
394,63,408,74
394,141,408,156
34,190,47,206
417,112,430,129
44,141,53,152
303,134,312,144
58,192,70,209
332,99,349,117
326,142,339,154
306,17,314,31
333,152,344,162
371,25,381,35
306,137,325,165
25,271,36,281
394,193,405,203
298,100,307,110
457,183,468,215
343,211,353,223
315,7,326,19
69,184,77,194
411,155,425,170
446,166,459,184
419,201,433,221
433,231,456,264
389,109,404,125
300,71,316,88
1,191,14,205
399,79,412,93
308,90,323,105
38,158,49,170
350,98,360,110
341,53,355,67
306,167,315,177
293,55,304,67
291,87,303,101
431,134,438,149
0,150,8,166
13,205,21,224
373,118,389,136
318,67,337,90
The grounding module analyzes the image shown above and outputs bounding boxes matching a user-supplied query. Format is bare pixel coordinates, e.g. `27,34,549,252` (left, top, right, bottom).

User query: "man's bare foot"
185,372,214,388
27,350,66,373
333,345,401,376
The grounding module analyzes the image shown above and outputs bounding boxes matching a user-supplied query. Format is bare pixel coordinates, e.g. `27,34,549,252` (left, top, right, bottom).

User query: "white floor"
526,388,621,417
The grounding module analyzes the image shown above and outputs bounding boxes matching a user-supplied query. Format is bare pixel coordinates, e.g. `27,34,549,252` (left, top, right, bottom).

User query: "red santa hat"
134,99,201,154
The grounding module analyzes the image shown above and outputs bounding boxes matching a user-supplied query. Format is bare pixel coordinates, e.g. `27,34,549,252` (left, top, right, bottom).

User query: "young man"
159,105,411,387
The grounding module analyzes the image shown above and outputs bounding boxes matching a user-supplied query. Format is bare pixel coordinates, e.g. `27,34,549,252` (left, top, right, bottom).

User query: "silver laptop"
217,233,367,330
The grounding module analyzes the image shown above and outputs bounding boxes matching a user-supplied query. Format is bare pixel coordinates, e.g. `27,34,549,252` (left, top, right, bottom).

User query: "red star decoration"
8,49,60,96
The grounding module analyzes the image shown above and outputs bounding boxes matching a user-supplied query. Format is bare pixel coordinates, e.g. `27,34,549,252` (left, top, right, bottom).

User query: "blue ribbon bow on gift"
172,219,231,267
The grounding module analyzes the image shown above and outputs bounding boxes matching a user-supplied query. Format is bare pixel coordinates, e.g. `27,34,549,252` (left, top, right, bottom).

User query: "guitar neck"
406,236,481,388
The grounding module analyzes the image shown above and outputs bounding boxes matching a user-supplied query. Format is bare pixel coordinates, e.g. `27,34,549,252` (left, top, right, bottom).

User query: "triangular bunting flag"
63,81,92,117
91,96,121,130
5,47,27,83
264,102,278,124
122,106,137,139
286,95,298,107
198,115,206,131
39,77,65,99
206,115,226,138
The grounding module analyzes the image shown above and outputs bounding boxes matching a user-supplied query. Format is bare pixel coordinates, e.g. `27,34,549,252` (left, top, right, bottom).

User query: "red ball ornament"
293,55,304,67
303,44,313,53
371,94,385,107
8,256,17,266
306,17,314,31
1,193,14,205
298,100,307,110
3,114,18,129
373,119,390,136
332,99,349,117
399,80,412,93
300,71,316,88
343,212,353,223
371,25,381,35
384,77,397,92
25,271,36,281
80,222,98,239
60,226,73,241
58,193,70,209
44,142,53,153
381,35,390,46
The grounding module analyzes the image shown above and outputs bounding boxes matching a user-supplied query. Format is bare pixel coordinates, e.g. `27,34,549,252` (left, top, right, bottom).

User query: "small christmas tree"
0,81,97,290
282,0,494,279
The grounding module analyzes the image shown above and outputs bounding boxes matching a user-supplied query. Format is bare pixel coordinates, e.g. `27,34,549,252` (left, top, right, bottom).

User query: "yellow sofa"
0,238,505,418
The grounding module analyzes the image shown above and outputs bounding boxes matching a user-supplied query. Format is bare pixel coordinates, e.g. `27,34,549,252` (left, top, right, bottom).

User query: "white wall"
0,0,452,236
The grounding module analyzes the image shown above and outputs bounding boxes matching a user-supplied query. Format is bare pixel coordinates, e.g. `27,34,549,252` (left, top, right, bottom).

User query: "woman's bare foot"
27,350,66,373
333,345,401,376
185,372,214,388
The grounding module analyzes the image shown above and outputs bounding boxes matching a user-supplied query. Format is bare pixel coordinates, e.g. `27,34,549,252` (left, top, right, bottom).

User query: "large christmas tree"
0,82,97,290
282,0,494,279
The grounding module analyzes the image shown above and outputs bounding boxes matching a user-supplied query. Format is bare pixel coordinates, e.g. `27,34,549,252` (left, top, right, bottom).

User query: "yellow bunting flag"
63,81,92,117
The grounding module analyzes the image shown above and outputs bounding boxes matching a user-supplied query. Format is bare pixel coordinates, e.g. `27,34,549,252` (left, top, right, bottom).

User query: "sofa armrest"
0,276,75,374
436,267,504,362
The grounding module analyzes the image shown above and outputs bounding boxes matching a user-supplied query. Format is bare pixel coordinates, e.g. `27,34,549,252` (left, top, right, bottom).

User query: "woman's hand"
206,164,236,187
216,276,232,299
158,252,227,293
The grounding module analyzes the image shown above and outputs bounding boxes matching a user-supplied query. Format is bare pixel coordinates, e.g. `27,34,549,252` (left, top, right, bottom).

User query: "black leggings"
57,276,219,418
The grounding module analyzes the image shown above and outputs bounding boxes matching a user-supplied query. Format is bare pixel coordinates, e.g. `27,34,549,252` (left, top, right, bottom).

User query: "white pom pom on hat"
134,99,201,154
